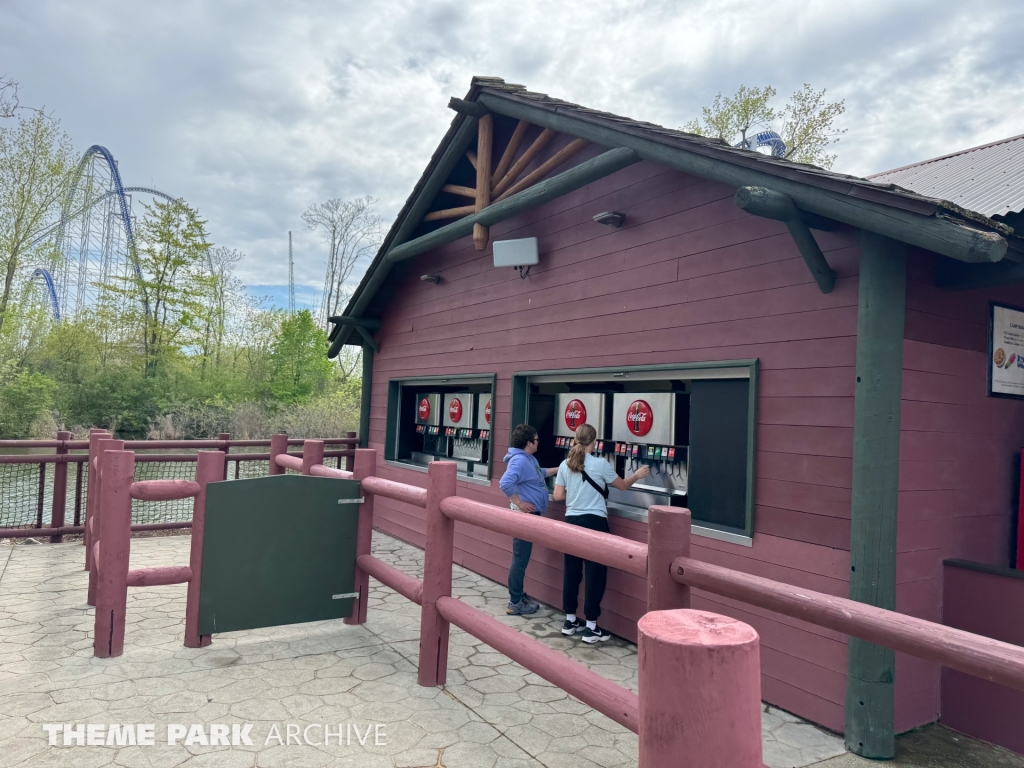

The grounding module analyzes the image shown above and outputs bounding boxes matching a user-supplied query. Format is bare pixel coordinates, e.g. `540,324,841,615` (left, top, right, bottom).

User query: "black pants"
562,513,609,622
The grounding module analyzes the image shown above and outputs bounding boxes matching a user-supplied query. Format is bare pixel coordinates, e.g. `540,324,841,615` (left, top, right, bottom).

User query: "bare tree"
199,246,243,376
302,196,384,328
0,76,18,118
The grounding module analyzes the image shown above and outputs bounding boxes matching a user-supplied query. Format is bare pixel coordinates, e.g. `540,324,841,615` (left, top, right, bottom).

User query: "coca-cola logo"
418,398,431,421
626,399,654,437
448,398,463,423
484,399,491,424
564,399,587,431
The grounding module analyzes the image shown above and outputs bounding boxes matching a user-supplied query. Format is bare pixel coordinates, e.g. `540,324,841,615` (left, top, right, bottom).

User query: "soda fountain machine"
411,392,444,466
553,393,614,461
450,393,490,476
609,392,688,516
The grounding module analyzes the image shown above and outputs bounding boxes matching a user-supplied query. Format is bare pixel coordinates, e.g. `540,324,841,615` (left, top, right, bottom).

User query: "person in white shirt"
553,423,649,643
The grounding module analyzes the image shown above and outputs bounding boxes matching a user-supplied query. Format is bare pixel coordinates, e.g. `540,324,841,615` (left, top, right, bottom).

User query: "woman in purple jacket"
499,424,558,615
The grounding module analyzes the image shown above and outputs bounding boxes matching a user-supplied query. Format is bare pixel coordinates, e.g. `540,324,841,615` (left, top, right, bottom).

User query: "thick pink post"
84,430,111,568
94,450,135,658
88,437,124,607
302,440,325,474
638,610,763,767
184,451,224,648
345,448,377,625
646,506,691,612
50,431,71,543
217,432,230,480
268,433,287,475
418,461,458,686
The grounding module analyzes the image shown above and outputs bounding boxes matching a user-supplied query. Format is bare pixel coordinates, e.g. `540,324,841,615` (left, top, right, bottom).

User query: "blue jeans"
507,505,539,603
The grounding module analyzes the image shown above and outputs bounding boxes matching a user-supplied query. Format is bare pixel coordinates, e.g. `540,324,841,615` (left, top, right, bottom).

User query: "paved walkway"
0,531,880,767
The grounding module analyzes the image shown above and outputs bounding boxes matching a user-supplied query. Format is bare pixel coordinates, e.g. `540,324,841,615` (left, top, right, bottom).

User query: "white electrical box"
493,237,539,268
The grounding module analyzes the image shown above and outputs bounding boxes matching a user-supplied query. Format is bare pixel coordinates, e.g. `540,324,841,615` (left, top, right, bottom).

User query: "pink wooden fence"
87,440,1024,768
92,449,223,657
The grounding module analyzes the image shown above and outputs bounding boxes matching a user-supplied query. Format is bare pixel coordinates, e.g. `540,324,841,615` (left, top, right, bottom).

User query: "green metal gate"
198,474,361,635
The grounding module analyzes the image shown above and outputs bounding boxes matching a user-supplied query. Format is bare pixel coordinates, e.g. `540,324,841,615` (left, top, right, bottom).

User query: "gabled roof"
330,77,1016,352
868,133,1024,218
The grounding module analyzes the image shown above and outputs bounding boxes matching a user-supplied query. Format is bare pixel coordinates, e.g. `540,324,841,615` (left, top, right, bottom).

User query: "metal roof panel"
869,134,1024,218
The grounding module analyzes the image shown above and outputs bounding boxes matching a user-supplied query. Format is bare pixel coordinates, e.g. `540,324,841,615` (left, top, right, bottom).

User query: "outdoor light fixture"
593,211,626,227
420,274,442,284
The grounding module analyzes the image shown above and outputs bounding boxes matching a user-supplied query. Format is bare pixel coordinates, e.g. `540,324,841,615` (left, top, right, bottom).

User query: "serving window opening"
385,375,496,481
512,362,756,543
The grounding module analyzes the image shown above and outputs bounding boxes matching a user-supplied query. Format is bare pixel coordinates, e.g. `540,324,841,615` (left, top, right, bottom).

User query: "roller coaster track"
33,146,208,320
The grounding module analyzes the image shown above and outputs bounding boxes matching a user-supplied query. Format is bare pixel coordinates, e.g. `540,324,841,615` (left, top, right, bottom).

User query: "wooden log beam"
465,150,477,170
734,186,836,294
491,119,530,186
441,184,477,198
327,316,381,330
423,205,477,222
477,92,1008,264
335,113,479,342
447,97,489,118
474,114,493,251
385,147,640,264
846,231,907,759
492,128,556,197
495,138,590,203
354,324,379,354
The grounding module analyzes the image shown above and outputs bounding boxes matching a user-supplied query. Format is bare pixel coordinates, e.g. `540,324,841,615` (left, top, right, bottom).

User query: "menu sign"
989,303,1024,398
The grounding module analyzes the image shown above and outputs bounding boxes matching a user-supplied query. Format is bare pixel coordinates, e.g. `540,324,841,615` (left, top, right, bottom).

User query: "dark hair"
510,424,538,449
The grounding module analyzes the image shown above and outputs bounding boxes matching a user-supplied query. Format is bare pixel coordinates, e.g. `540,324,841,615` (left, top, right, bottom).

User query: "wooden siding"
368,158,862,729
894,250,1024,733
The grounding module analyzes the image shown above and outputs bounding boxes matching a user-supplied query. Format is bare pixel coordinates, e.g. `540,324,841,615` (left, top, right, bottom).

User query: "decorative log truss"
423,112,590,251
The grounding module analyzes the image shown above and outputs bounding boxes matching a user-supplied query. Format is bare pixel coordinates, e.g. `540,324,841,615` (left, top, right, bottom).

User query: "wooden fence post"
638,610,763,767
302,440,325,475
418,460,458,686
50,431,71,543
345,431,357,470
184,451,223,648
345,448,377,626
646,506,691,612
94,450,135,658
217,433,230,481
88,437,123,607
268,433,288,475
84,430,111,567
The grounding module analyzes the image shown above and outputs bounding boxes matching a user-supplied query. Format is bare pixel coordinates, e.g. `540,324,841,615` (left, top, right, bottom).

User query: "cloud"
3,0,1021,291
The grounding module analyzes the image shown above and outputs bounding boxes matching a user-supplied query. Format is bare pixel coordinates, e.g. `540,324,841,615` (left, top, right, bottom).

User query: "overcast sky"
3,0,1022,306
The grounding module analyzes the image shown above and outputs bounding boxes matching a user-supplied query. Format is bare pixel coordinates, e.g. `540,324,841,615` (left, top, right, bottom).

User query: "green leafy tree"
0,364,57,437
106,198,213,376
270,310,333,403
0,110,75,335
685,83,846,169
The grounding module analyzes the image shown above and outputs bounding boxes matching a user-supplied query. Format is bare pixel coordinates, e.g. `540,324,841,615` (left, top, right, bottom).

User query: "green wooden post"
845,230,907,759
359,344,373,448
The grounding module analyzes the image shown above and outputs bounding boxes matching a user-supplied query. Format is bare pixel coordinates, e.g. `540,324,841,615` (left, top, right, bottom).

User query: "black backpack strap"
580,469,609,499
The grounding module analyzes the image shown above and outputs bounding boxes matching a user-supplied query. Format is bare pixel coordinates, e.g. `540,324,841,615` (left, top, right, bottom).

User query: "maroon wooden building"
328,79,1024,758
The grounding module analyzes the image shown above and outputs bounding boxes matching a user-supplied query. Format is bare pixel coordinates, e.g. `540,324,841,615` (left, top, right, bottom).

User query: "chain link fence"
1,439,354,534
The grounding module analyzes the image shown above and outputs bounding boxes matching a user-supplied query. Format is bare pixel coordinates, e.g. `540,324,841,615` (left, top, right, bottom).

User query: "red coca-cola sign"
625,399,654,437
418,398,431,421
564,399,587,431
483,399,491,424
448,397,464,423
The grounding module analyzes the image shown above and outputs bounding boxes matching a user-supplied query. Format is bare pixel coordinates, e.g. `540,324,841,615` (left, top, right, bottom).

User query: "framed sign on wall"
988,302,1024,399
